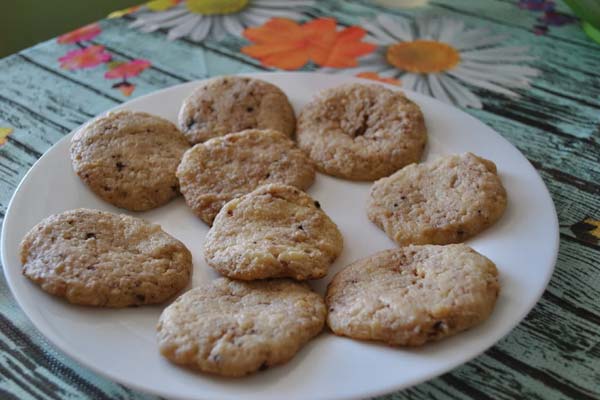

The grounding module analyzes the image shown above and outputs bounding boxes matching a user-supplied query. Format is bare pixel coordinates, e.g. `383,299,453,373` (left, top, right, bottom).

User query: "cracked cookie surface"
70,110,190,211
20,208,192,307
157,277,326,377
177,129,315,225
296,83,427,180
178,76,295,144
367,153,507,245
204,184,343,280
326,244,499,346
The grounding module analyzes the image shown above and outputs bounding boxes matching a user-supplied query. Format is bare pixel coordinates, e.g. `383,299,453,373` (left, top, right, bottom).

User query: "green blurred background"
0,0,141,58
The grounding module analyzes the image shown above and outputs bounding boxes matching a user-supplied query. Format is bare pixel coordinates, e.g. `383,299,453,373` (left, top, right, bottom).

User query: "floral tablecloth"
1,0,599,399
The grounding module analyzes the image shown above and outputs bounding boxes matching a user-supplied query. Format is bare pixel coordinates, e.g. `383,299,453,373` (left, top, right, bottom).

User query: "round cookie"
177,129,315,225
70,110,190,211
178,76,296,144
20,208,192,307
326,244,500,346
204,184,343,280
157,277,326,377
367,153,507,245
296,83,427,181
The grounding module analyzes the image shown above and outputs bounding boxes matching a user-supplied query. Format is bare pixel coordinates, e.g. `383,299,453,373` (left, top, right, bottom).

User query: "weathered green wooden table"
1,0,599,398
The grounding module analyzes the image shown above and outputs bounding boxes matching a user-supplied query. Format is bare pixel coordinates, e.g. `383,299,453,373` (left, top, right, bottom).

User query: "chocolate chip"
116,162,125,171
265,172,270,179
400,196,406,200
393,203,398,207
457,230,465,236
258,362,269,371
86,265,96,270
246,106,254,112
430,321,446,337
85,233,96,240
314,201,321,209
297,225,304,230
136,294,145,302
171,185,178,192
186,118,195,130
227,210,233,216
102,185,111,192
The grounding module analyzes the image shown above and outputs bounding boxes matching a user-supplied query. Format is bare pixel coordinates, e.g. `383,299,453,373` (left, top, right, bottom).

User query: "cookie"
296,83,427,181
20,209,192,307
178,76,296,144
204,184,343,280
326,244,499,346
70,110,190,211
367,153,507,245
157,277,326,377
177,129,315,225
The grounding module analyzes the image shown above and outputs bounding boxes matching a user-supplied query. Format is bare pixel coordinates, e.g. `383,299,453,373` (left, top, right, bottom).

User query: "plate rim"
1,72,560,400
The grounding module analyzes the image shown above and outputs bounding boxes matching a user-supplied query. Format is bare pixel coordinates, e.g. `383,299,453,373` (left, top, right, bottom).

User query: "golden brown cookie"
157,278,326,377
367,153,507,245
20,209,192,307
70,110,190,211
178,76,296,144
204,184,343,280
176,129,315,225
296,83,427,180
326,244,500,346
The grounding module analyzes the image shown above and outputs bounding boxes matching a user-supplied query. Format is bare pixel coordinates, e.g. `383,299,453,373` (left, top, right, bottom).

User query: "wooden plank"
384,378,474,400
0,56,117,129
471,105,600,185
448,352,570,400
21,40,184,101
493,297,600,397
95,18,268,79
0,304,157,400
552,236,600,315
0,145,38,213
430,0,594,49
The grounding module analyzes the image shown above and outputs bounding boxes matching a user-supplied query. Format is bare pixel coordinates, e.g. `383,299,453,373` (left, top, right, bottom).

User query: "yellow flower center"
386,40,460,73
186,0,249,15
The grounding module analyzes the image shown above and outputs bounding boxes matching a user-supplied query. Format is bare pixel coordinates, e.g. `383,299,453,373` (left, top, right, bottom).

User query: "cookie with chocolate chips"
157,277,326,377
70,110,190,211
20,208,192,307
326,244,499,346
296,83,427,181
178,76,296,144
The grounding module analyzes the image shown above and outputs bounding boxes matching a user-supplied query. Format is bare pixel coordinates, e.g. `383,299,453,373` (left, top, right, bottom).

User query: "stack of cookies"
19,75,507,378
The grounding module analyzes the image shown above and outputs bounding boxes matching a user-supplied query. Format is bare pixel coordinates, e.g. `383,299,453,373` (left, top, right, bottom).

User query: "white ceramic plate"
1,72,558,400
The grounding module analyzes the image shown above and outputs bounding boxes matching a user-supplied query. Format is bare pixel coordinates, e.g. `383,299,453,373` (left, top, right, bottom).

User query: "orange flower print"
304,19,377,68
105,59,151,79
356,72,401,86
242,18,376,70
112,82,137,97
59,46,111,70
105,59,152,97
57,23,102,44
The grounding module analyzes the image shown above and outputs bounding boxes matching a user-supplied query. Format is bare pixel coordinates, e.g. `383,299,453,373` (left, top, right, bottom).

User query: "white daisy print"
349,15,540,108
129,0,314,42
